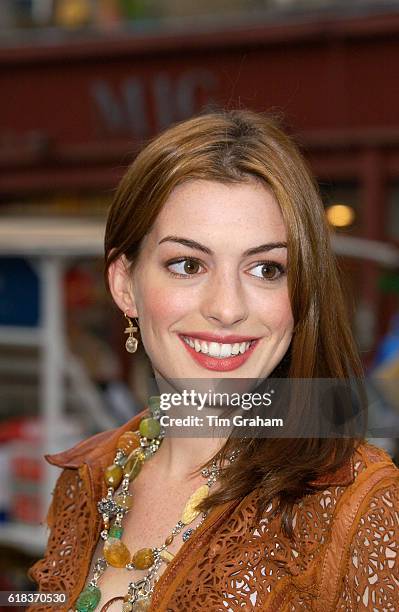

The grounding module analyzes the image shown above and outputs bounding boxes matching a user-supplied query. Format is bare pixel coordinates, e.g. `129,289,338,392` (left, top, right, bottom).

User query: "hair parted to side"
105,109,365,535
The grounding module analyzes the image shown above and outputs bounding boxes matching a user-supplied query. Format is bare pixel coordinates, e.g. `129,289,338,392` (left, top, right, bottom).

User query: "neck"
146,374,238,480
148,435,228,483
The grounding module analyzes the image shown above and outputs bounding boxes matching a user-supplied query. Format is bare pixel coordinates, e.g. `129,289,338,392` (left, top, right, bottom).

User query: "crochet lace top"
28,410,399,611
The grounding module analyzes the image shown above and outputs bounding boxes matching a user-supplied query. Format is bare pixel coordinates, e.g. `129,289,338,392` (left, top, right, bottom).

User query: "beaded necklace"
75,398,239,612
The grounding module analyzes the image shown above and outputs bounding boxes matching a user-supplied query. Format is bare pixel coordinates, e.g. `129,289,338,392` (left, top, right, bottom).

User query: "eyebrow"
158,236,287,257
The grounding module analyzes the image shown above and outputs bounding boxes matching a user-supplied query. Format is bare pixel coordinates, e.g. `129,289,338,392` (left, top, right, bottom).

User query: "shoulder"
300,442,397,544
334,443,398,609
345,441,399,512
300,441,398,547
352,440,398,474
325,440,398,545
347,440,398,532
318,442,398,610
306,441,398,509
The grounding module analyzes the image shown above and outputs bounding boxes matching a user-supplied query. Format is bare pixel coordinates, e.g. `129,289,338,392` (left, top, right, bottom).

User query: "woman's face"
111,178,294,381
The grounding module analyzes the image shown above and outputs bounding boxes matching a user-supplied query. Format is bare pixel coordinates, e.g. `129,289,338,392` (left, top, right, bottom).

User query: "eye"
247,262,286,281
166,258,204,277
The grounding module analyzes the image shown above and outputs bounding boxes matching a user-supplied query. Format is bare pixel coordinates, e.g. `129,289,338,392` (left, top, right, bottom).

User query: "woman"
29,110,399,611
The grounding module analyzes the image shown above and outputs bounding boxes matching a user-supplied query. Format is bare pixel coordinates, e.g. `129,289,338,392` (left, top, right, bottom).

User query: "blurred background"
0,0,399,600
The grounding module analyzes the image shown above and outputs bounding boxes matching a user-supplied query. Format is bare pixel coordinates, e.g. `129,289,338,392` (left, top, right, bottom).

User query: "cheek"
276,298,294,333
136,284,193,327
256,290,294,335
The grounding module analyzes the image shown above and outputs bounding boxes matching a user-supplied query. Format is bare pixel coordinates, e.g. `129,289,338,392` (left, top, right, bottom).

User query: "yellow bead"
132,547,154,570
114,493,134,510
104,464,123,488
117,431,140,454
126,447,146,462
135,450,146,461
181,484,209,524
123,450,144,481
160,549,174,563
103,537,131,568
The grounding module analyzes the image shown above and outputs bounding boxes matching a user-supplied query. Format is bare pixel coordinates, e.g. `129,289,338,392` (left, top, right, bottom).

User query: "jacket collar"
46,409,355,487
45,411,145,470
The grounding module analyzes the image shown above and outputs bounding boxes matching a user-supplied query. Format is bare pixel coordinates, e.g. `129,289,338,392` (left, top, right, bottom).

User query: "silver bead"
95,558,107,572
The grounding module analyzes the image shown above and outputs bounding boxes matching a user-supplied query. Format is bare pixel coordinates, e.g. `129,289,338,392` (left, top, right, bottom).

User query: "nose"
200,270,249,327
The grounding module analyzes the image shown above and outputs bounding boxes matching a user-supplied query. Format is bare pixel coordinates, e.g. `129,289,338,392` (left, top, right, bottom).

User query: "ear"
108,255,138,317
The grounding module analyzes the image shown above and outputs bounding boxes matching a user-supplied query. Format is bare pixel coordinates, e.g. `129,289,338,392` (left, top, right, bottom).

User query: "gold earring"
124,313,139,353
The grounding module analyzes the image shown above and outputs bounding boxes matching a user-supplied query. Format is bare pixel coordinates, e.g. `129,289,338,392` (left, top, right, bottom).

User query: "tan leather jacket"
29,409,399,611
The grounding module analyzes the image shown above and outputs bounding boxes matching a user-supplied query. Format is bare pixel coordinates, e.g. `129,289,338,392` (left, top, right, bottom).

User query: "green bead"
148,395,160,411
139,417,161,439
75,585,101,612
109,525,123,539
118,454,129,467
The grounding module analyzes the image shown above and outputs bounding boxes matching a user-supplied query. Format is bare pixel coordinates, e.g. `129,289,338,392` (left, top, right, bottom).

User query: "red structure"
1,9,399,356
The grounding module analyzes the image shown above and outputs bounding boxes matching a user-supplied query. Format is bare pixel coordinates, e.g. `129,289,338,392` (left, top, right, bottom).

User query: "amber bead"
164,534,174,546
135,449,146,461
123,457,142,481
139,417,161,439
126,447,145,462
117,431,140,454
160,549,174,563
181,484,209,524
122,603,133,612
132,547,155,569
115,493,134,510
104,464,123,488
103,537,131,567
123,450,144,481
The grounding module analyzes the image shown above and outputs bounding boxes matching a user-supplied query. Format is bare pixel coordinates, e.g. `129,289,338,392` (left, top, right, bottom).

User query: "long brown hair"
105,110,365,535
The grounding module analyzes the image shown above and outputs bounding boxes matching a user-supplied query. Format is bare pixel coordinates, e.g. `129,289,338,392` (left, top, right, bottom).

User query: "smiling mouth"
181,335,256,359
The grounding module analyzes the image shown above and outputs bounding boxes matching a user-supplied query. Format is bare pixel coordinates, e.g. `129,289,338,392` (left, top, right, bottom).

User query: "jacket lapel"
43,412,146,608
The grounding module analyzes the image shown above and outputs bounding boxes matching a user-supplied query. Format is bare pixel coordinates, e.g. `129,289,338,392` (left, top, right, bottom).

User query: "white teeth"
200,341,208,354
231,343,240,355
220,344,232,357
208,342,221,358
182,336,254,359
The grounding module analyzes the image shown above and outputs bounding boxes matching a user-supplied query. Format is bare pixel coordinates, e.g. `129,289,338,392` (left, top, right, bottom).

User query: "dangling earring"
124,313,139,353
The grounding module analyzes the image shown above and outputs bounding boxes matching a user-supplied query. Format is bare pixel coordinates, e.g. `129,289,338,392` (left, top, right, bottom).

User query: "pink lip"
179,331,258,343
178,335,259,372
